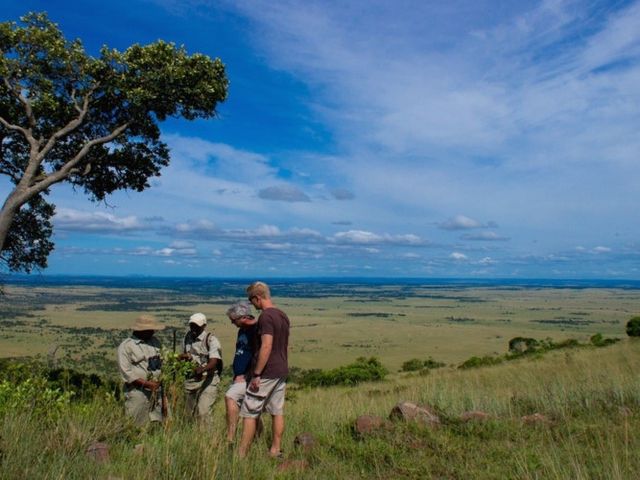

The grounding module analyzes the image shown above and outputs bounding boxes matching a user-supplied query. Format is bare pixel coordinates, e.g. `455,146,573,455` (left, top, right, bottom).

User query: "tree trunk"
0,188,26,256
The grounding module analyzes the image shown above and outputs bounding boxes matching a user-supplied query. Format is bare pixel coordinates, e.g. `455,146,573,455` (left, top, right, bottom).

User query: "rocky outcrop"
389,401,441,428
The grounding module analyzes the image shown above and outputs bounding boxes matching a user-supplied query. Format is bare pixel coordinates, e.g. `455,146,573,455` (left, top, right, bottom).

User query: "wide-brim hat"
132,314,165,331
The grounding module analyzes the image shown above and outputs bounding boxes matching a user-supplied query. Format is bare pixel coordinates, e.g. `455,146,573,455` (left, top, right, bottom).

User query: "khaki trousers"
184,374,220,419
124,387,163,425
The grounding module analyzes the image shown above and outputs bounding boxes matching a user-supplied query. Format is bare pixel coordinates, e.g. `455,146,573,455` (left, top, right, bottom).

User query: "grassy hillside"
1,340,639,479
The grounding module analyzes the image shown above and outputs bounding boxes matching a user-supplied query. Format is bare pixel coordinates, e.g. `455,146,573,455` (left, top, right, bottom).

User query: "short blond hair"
246,281,271,299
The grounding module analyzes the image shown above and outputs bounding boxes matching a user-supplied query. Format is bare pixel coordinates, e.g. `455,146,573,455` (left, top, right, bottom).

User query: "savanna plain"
1,280,639,479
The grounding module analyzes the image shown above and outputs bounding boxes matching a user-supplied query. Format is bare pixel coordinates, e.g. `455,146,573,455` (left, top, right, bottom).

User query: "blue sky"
2,0,640,278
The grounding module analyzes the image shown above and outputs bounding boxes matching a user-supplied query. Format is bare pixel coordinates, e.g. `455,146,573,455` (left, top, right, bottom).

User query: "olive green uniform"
183,330,222,419
117,336,163,425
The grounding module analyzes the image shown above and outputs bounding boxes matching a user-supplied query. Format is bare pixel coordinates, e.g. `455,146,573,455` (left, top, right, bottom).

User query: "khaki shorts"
239,377,286,418
225,381,247,406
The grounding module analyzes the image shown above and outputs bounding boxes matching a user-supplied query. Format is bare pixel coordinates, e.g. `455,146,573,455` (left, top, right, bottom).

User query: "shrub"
626,316,640,337
401,357,446,372
0,375,74,419
459,355,503,369
552,339,580,349
508,337,539,353
590,333,620,347
401,358,424,372
297,357,388,387
423,357,446,369
0,358,119,401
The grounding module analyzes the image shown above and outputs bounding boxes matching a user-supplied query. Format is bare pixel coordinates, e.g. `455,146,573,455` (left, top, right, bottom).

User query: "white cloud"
174,219,217,233
450,252,468,261
332,230,423,245
55,208,146,233
262,243,292,250
478,256,497,265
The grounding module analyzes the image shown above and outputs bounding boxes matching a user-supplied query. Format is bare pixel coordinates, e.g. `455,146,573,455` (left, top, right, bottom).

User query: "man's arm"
248,334,273,391
195,334,221,376
195,357,218,376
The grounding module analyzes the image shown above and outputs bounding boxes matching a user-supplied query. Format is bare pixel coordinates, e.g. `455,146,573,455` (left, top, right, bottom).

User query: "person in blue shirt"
224,301,259,443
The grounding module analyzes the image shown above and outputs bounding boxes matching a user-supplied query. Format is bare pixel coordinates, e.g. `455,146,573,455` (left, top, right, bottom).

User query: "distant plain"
1,280,636,374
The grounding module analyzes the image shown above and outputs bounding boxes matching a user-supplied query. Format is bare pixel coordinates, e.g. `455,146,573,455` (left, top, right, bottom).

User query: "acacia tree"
0,13,228,272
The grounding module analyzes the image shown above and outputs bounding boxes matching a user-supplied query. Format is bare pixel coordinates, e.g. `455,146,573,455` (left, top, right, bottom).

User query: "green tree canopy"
626,316,640,337
0,12,228,272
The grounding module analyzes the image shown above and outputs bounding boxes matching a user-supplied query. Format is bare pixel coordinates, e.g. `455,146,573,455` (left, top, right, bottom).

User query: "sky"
2,0,640,279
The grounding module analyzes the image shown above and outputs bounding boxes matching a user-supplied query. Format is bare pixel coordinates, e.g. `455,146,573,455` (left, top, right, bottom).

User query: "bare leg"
256,416,264,438
269,414,284,456
225,397,240,442
238,417,257,458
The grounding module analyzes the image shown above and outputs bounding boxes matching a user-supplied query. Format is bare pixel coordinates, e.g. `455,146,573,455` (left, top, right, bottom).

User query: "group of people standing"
116,281,290,457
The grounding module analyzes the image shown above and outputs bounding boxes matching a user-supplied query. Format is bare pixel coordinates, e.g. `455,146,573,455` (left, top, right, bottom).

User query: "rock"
521,413,551,426
86,442,109,463
276,459,309,472
389,401,441,428
354,415,389,435
133,443,145,455
294,432,316,453
460,410,490,422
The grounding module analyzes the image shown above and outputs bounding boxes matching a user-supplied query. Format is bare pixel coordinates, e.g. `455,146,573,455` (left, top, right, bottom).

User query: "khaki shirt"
183,330,222,368
117,336,162,384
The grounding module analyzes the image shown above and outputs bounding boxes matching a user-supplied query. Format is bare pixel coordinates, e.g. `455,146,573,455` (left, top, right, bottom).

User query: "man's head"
188,312,207,336
226,301,255,328
132,314,165,341
246,281,271,310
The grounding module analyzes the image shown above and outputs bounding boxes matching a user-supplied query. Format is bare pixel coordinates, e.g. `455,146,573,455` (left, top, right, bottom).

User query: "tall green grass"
1,341,639,479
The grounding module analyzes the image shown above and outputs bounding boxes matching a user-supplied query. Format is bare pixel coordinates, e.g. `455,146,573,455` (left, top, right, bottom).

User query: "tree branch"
34,86,95,165
0,114,30,138
2,77,36,131
26,122,130,197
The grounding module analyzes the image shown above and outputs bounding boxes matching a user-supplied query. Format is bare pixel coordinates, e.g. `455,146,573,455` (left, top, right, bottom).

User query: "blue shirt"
232,324,258,377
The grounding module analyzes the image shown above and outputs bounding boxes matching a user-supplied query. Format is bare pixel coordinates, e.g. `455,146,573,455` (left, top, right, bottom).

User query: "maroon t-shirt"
255,307,290,378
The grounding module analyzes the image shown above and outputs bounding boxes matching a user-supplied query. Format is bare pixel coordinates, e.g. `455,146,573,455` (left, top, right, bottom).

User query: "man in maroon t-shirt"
238,281,290,458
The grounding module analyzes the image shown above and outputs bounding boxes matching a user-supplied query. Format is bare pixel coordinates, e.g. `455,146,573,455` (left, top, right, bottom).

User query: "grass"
1,340,639,479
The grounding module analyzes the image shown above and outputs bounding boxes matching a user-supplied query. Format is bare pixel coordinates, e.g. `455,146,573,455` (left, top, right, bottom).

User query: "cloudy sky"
2,0,640,278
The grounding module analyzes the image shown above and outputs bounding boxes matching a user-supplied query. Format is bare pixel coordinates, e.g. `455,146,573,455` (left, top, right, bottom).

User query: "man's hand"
248,375,260,392
233,375,246,383
194,365,205,380
145,380,160,392
178,353,192,361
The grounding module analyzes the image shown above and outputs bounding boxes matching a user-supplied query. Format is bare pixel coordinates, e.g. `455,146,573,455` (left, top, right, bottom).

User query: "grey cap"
226,301,252,320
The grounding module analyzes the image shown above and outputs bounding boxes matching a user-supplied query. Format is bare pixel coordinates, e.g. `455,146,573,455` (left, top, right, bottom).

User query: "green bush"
626,316,640,337
508,337,539,353
297,357,388,387
0,376,74,419
401,358,424,372
459,355,503,370
401,357,445,372
423,357,446,369
590,333,620,347
552,339,580,349
0,359,119,402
